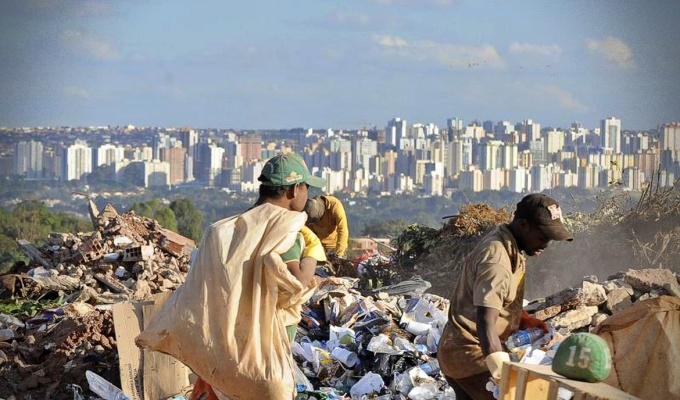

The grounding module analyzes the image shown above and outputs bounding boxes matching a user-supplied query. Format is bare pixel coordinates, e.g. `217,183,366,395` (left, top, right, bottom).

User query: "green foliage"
170,197,204,241
129,199,178,231
0,201,90,274
0,298,65,317
392,224,441,269
0,234,26,274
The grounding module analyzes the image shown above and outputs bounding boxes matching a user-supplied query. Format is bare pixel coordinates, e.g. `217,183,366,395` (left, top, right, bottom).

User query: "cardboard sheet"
112,292,191,400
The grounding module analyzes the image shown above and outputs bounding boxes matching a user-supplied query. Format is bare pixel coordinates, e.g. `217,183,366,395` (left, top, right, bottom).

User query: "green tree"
170,197,204,241
129,199,178,231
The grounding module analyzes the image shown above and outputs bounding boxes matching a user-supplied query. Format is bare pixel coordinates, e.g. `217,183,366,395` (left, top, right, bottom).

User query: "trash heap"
287,267,679,399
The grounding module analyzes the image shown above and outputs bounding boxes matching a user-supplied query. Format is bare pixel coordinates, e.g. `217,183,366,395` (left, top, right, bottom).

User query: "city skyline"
1,1,679,130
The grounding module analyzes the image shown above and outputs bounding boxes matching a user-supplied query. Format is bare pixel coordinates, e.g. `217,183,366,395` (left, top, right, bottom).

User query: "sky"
1,0,679,131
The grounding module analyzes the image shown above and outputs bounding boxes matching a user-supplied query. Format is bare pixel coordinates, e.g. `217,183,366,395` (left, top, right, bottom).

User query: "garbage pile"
286,267,679,399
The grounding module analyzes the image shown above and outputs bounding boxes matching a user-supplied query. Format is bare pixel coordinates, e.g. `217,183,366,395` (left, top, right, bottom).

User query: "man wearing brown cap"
437,193,573,399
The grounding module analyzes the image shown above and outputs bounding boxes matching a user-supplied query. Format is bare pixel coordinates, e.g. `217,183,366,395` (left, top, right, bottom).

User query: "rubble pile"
0,305,117,399
3,200,195,304
0,200,195,399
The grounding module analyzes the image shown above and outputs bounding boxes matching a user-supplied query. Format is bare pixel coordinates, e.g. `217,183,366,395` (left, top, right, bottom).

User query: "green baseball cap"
258,153,326,188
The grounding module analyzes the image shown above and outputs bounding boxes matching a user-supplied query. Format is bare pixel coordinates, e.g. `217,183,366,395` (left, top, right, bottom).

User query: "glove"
485,351,510,382
520,310,548,332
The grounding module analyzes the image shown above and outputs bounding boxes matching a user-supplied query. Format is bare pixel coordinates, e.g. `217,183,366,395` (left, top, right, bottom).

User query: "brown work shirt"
438,224,526,379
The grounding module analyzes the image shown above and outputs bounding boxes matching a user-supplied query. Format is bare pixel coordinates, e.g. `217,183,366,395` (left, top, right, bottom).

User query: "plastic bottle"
86,370,130,400
420,359,440,376
505,328,544,350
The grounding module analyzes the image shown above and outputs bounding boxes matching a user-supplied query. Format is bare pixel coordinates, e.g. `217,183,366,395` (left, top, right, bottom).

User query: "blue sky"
1,0,678,130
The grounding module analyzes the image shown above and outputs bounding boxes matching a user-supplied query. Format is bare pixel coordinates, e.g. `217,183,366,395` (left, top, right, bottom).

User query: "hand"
520,310,548,332
485,351,510,382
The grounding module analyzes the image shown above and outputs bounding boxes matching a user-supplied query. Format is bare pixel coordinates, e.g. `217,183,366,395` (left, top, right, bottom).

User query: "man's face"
518,220,552,256
291,183,309,212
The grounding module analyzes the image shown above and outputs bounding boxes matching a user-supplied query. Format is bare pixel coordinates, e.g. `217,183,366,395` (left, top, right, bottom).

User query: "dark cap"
514,193,573,241
304,196,325,223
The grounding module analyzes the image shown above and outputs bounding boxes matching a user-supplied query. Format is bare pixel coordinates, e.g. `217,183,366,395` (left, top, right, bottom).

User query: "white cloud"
59,29,120,61
61,85,90,98
509,42,562,58
542,85,586,111
373,34,408,48
372,34,503,69
585,36,634,69
501,81,587,112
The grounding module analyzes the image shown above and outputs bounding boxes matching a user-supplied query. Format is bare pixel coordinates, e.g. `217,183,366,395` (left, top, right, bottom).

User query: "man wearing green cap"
255,153,328,339
187,153,327,400
438,193,573,400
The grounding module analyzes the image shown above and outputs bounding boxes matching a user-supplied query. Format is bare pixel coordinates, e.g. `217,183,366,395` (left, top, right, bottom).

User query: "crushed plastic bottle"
85,370,130,400
419,359,440,376
505,328,545,350
485,378,500,399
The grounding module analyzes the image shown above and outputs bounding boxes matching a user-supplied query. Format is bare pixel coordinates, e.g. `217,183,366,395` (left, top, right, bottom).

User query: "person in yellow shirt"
304,195,349,258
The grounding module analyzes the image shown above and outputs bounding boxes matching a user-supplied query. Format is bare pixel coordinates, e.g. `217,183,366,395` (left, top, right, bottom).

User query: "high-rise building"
197,143,225,186
458,166,484,192
14,140,44,179
600,117,622,154
61,140,92,181
446,117,463,141
386,118,407,148
353,137,378,171
544,130,565,161
240,134,262,162
530,165,551,192
509,167,530,193
180,129,198,180
518,119,540,142
159,146,187,184
500,143,519,170
661,122,680,162
528,140,545,165
479,140,503,171
95,143,125,168
142,160,170,188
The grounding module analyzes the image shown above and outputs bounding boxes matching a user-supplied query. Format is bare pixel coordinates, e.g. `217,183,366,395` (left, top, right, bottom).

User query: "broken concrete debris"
7,203,195,304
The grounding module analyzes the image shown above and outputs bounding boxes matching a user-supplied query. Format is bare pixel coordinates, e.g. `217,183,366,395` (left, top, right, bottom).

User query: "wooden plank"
546,380,559,400
525,371,552,400
515,368,528,399
504,363,641,400
500,363,513,400
142,292,191,400
505,365,520,400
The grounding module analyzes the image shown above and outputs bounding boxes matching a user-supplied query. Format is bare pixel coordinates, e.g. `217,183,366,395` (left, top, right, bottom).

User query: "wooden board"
500,362,641,400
